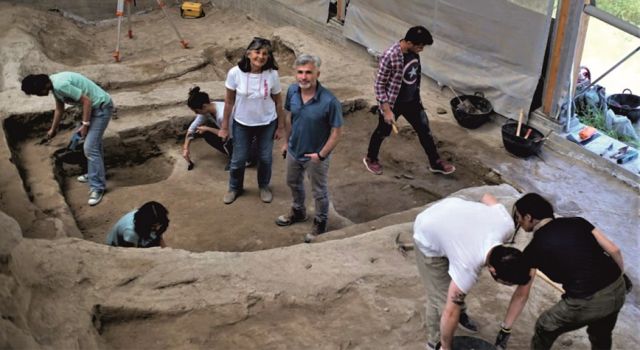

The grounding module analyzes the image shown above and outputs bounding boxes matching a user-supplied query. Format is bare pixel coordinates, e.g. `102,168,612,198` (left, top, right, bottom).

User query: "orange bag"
579,126,597,141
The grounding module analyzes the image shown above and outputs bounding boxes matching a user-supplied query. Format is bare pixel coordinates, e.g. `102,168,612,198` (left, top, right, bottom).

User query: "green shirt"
50,72,111,108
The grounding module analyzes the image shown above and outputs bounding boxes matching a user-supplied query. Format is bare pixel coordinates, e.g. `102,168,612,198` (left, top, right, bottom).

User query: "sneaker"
259,187,273,203
428,159,456,175
275,208,308,226
363,157,383,175
426,341,441,350
77,174,88,183
223,190,240,205
458,312,479,333
88,190,104,206
304,218,327,243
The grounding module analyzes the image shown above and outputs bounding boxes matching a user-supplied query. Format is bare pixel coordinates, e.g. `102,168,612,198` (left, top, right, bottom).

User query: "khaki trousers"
415,243,467,345
532,274,626,349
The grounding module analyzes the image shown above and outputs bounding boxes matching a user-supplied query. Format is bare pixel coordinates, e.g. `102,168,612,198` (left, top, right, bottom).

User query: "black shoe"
304,218,327,243
275,208,308,226
458,312,479,333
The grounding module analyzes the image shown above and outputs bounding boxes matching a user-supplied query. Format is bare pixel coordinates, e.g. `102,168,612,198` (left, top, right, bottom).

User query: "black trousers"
202,132,232,157
366,100,441,166
201,132,258,164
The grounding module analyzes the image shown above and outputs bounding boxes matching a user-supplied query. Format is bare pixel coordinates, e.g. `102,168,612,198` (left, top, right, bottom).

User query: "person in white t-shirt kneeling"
413,194,531,350
218,37,285,205
183,86,235,171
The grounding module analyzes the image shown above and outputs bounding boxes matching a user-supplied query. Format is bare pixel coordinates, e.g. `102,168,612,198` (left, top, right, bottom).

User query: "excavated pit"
4,5,637,350
1,1,509,253
4,107,506,252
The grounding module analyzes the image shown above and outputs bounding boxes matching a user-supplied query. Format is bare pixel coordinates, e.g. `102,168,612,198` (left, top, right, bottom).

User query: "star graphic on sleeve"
408,66,418,79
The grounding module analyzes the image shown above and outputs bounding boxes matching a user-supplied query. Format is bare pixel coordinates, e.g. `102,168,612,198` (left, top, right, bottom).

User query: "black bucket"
452,336,496,350
607,89,640,123
502,120,544,158
450,92,493,129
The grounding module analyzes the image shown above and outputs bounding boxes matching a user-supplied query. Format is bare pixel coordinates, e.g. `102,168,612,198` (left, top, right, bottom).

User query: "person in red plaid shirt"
363,26,455,176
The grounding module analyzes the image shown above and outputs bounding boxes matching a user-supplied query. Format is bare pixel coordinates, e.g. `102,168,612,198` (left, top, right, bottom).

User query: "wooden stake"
516,109,524,137
536,270,564,293
391,120,399,135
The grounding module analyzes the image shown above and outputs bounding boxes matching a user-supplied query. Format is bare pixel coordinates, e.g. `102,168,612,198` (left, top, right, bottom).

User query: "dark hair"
187,86,210,110
237,37,279,73
489,245,531,285
21,74,51,95
514,193,554,220
404,26,433,46
134,201,169,240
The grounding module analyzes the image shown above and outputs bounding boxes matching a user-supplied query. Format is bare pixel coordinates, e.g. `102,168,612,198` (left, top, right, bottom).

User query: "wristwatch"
81,121,90,126
317,152,326,161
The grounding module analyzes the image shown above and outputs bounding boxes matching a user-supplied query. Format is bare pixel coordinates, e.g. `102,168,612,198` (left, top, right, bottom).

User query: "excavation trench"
3,106,506,252
94,276,425,349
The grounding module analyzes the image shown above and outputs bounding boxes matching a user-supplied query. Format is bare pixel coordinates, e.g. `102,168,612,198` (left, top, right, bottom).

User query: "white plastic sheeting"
275,0,329,24
343,0,554,119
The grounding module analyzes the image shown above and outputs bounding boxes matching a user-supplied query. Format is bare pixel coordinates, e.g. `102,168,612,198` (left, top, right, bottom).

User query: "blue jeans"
84,102,112,192
229,119,276,191
285,152,331,222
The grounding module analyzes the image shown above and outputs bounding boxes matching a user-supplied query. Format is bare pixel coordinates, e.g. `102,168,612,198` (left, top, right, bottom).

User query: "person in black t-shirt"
495,193,626,350
362,26,455,177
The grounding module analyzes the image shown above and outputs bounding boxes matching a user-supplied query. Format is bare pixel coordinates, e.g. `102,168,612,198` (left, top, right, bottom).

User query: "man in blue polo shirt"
275,54,343,243
22,72,113,206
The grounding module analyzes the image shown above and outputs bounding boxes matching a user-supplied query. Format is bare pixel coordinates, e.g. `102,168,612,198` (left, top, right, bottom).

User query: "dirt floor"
0,2,638,349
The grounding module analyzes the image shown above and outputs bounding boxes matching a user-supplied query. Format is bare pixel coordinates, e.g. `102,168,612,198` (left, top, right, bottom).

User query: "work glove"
495,324,512,350
623,273,633,294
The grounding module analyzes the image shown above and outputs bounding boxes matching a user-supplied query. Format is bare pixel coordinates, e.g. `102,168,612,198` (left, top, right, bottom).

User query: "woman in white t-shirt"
183,86,233,171
219,37,285,205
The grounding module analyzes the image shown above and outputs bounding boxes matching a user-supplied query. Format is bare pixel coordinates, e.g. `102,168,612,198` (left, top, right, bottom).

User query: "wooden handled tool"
391,120,399,135
516,109,524,137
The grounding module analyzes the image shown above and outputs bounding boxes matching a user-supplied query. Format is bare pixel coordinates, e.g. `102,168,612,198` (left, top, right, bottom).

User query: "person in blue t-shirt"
106,201,170,248
275,54,343,243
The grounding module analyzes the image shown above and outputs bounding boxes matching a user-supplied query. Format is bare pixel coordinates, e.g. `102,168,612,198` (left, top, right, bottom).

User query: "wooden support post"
542,0,571,116
572,0,591,95
336,0,345,22
542,0,586,118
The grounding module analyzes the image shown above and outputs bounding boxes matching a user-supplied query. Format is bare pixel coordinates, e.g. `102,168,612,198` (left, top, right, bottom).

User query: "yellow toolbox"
181,2,205,18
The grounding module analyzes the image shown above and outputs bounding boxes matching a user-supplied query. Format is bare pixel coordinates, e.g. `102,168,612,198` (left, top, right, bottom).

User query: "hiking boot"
304,218,327,243
77,174,89,183
428,159,456,175
275,208,308,226
363,157,383,175
259,187,273,203
88,190,104,206
458,312,479,333
223,190,241,204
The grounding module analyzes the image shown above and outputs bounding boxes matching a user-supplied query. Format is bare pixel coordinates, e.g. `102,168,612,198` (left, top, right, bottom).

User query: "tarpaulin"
343,0,554,119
